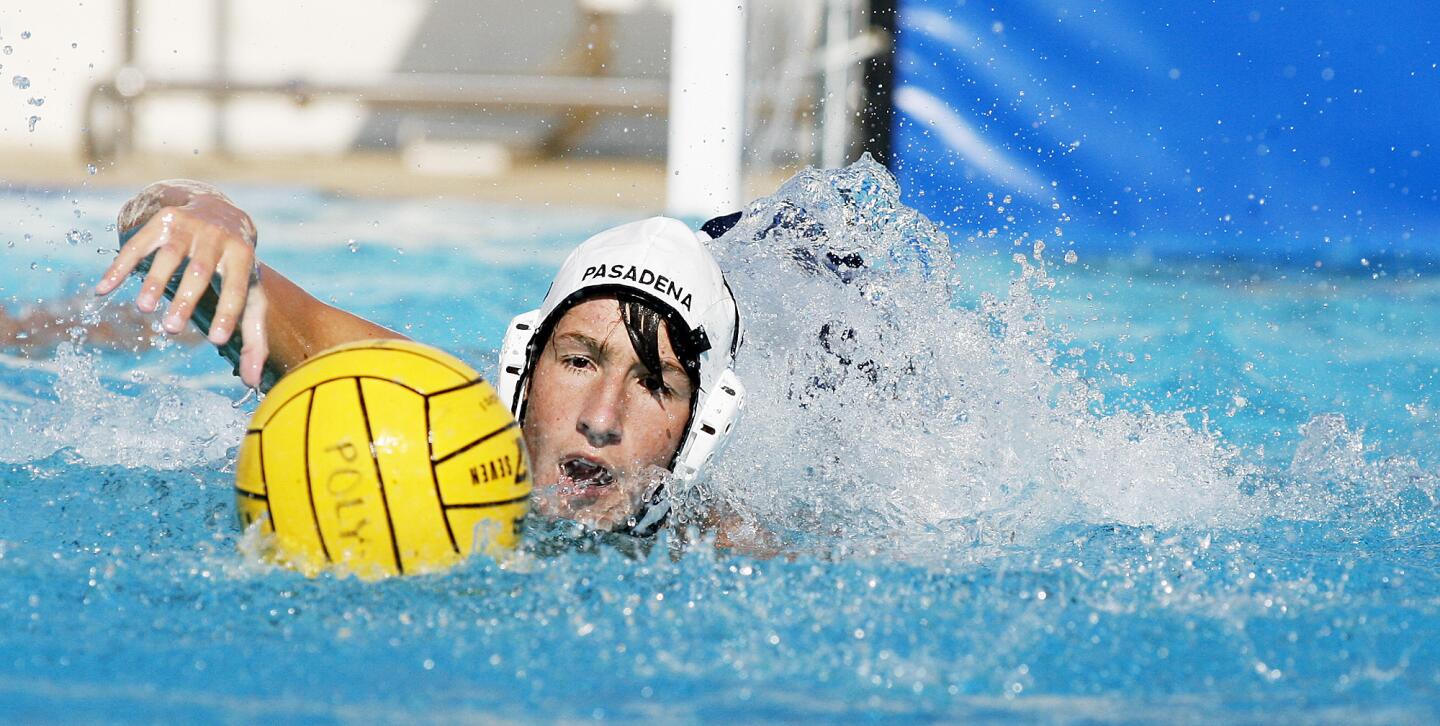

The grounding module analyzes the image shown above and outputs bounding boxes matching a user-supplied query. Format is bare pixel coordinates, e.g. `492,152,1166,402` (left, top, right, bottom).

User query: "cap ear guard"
625,368,745,537
497,309,541,417
672,368,745,484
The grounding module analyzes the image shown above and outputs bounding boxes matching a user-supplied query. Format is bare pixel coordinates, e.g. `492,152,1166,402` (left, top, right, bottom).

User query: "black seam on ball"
295,344,472,380
442,494,531,509
355,378,406,575
257,375,428,427
424,393,462,554
258,430,275,528
426,377,485,398
431,421,519,466
302,389,332,563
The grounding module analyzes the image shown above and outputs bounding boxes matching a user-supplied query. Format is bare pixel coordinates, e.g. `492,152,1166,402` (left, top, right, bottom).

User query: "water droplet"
71,42,78,49
1,46,11,56
1064,250,1079,264
86,164,97,175
65,229,93,246
19,31,31,40
27,97,43,107
27,115,39,132
13,75,30,89
346,239,359,253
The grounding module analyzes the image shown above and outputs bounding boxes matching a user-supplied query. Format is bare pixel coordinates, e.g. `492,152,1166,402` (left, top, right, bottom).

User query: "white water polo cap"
497,216,746,535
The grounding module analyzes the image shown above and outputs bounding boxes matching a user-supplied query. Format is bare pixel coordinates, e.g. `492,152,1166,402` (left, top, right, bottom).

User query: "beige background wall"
1,0,428,157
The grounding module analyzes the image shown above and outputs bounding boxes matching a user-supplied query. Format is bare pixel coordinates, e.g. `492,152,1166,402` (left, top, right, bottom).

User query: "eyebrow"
553,331,687,377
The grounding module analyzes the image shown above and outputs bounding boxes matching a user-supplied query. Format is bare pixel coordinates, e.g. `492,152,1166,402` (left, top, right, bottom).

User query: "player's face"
522,297,694,531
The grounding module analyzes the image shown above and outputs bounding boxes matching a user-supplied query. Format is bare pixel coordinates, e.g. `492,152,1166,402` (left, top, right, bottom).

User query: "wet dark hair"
618,296,701,399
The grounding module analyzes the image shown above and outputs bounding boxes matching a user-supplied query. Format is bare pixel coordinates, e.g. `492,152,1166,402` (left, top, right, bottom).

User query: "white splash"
0,342,247,469
703,157,1258,552
1277,413,1439,533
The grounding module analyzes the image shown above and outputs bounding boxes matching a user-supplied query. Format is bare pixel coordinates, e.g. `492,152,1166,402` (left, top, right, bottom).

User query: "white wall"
0,1,120,152
0,0,427,156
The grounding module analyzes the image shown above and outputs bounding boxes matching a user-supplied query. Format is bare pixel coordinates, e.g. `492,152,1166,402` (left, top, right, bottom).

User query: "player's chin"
529,488,573,521
537,488,637,532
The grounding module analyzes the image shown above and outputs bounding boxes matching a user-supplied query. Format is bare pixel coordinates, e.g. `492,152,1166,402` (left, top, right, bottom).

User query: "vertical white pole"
666,0,747,219
213,0,231,156
820,0,851,169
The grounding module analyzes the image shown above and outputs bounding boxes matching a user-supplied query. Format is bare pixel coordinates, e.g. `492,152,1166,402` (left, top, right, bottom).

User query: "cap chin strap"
497,309,745,537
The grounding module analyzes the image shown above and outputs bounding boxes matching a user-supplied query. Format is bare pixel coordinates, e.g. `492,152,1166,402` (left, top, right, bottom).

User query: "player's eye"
561,355,594,371
639,373,674,398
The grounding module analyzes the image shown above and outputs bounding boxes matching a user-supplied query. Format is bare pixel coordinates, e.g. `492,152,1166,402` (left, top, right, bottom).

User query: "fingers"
161,228,223,334
95,213,168,295
237,285,270,389
135,237,187,314
208,251,253,345
101,207,257,338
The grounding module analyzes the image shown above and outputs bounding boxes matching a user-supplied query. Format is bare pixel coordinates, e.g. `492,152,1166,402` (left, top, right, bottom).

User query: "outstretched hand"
95,186,270,388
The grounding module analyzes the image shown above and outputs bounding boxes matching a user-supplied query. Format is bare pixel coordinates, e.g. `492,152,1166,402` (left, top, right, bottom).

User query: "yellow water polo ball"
235,339,530,577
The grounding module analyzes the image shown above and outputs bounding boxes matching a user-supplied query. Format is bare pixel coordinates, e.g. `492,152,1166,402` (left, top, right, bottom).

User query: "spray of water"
0,300,247,469
700,157,1264,554
1,161,1430,561
1278,413,1440,536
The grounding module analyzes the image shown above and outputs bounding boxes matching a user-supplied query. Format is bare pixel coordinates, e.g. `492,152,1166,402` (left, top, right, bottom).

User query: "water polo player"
95,180,745,539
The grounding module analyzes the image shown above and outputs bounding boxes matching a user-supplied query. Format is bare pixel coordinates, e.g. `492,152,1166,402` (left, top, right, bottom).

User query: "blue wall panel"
891,1,1440,262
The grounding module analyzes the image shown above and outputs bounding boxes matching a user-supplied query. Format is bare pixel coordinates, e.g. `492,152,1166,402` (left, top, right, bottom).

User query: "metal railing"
82,0,668,162
82,0,892,168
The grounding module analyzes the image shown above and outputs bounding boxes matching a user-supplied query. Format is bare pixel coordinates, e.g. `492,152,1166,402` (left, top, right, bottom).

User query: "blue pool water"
1,162,1438,722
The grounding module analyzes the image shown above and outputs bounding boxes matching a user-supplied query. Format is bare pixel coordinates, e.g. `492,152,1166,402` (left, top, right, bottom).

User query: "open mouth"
558,456,615,493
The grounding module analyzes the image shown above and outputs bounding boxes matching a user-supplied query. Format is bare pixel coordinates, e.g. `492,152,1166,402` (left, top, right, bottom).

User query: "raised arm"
96,180,403,388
